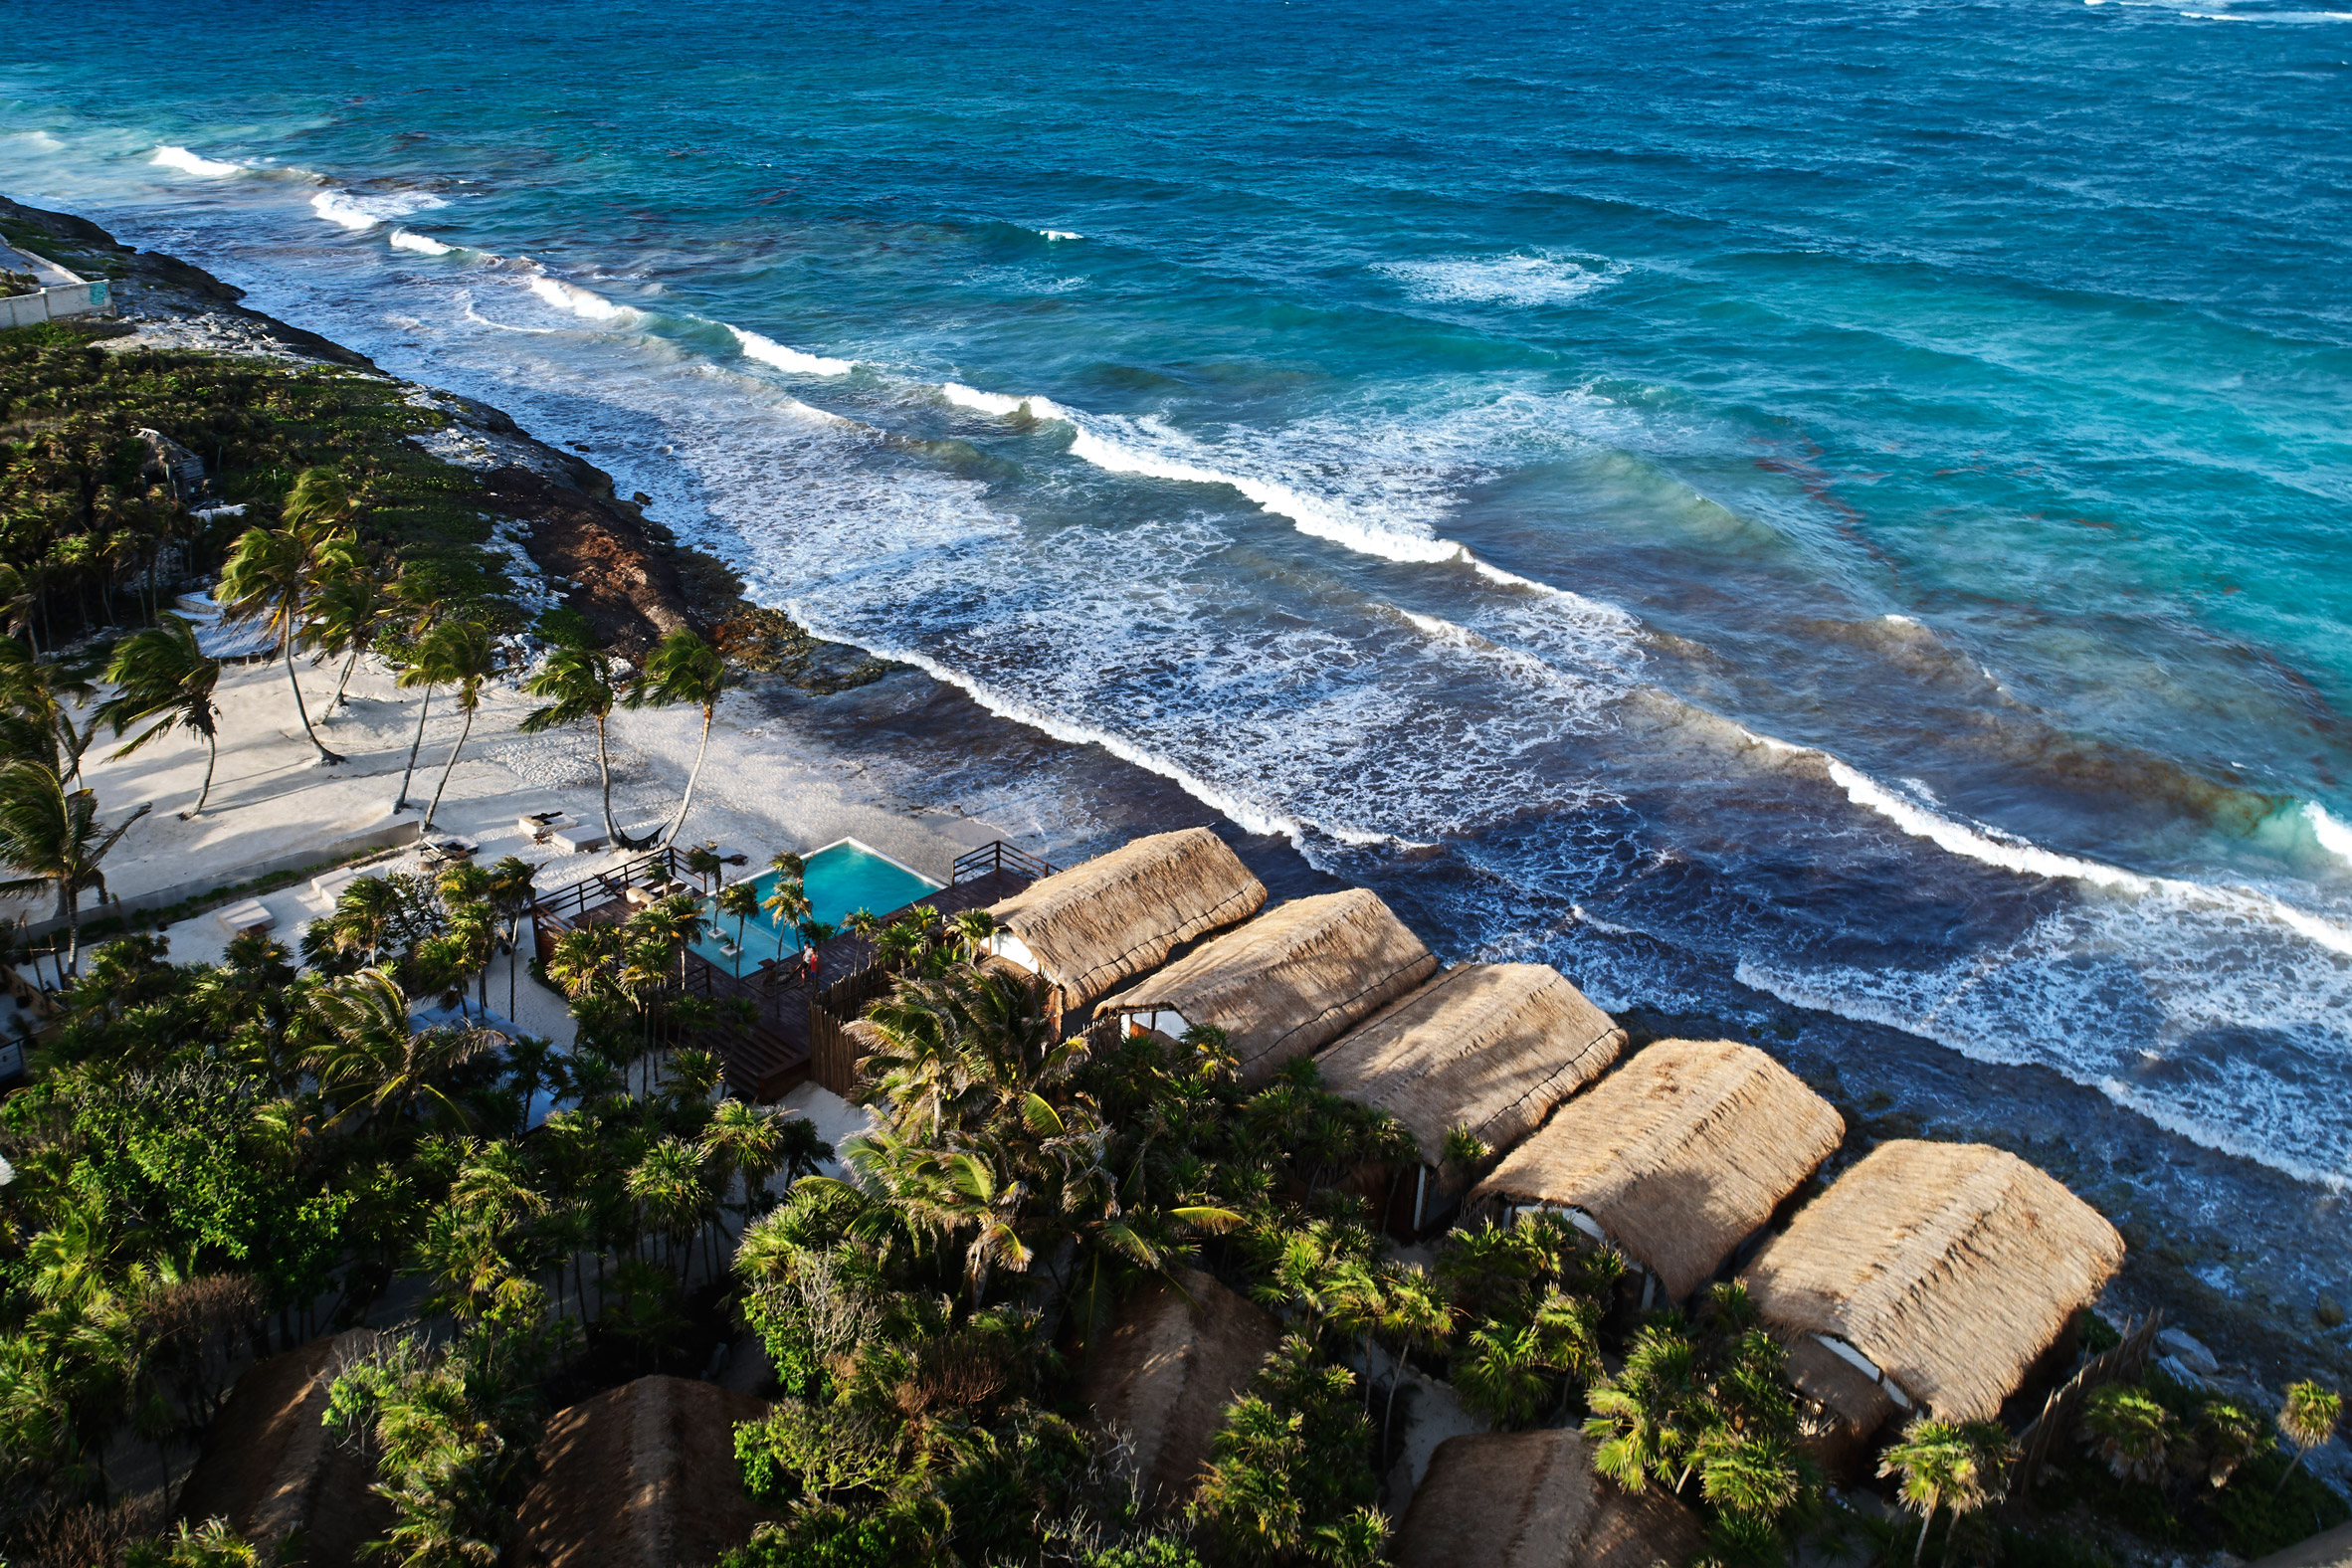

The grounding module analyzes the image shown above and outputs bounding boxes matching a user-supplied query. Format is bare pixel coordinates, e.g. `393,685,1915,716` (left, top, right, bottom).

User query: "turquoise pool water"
692,842,942,975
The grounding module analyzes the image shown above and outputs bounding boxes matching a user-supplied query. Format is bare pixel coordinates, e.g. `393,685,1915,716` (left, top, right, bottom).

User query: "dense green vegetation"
0,323,518,649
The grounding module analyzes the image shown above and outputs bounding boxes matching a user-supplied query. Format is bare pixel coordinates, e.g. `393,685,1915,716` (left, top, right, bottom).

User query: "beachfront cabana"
1392,1429,1703,1568
515,1375,775,1568
1081,1268,1283,1513
1315,962,1626,1234
1739,1139,2125,1440
1469,1039,1845,1305
173,1329,389,1567
984,827,1268,1018
1097,887,1438,1085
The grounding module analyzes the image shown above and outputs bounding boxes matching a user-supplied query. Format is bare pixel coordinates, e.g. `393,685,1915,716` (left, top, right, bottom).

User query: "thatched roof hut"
1316,963,1626,1232
1098,888,1438,1085
1081,1268,1282,1513
1470,1039,1844,1303
1739,1140,2125,1428
173,1329,389,1568
1392,1429,1703,1568
515,1375,775,1568
985,827,1267,1013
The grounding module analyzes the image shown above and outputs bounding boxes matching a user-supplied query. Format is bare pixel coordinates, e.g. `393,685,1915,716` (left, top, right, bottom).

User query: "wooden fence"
2008,1310,2165,1506
809,963,896,1095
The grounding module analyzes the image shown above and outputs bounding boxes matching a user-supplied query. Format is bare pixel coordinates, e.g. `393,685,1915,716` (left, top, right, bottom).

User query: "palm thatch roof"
1081,1268,1282,1513
515,1375,776,1568
985,827,1267,1010
1392,1429,1703,1568
173,1329,389,1568
1098,888,1438,1085
1739,1140,2125,1425
1316,963,1625,1166
1470,1039,1844,1302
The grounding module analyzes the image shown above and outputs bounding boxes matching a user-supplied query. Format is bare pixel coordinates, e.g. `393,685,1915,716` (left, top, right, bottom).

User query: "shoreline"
6,194,2349,1447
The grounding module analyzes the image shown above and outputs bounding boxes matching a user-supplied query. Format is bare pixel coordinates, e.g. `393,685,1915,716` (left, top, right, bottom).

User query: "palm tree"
412,622,497,833
214,519,349,766
1377,1269,1449,1452
2082,1384,2177,1485
518,642,635,846
622,629,726,849
628,1137,713,1282
486,856,538,1020
762,877,811,966
302,966,500,1129
386,579,447,813
685,844,723,892
700,1098,784,1242
306,559,388,715
715,882,761,977
1881,1418,2008,1566
2277,1380,2342,1492
0,763,150,976
97,615,223,818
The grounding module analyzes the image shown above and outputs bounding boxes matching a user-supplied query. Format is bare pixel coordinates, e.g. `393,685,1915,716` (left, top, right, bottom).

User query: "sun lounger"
215,899,276,936
550,826,609,855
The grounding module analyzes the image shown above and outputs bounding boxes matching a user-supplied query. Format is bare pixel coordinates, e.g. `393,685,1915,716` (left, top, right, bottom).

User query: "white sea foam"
939,381,1075,421
1382,252,1624,307
2302,801,2352,867
526,275,642,324
151,144,242,179
729,325,855,376
310,188,448,231
1037,229,1081,241
388,228,456,257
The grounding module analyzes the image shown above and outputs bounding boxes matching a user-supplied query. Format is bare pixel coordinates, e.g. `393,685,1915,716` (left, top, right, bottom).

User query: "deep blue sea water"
6,0,2352,1301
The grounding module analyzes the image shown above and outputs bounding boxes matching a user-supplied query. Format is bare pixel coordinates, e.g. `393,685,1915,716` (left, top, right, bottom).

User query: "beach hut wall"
1097,887,1439,1085
1315,962,1626,1232
1080,1267,1283,1513
1391,1429,1703,1568
984,827,1267,1013
172,1329,390,1568
1469,1039,1845,1304
1739,1139,2125,1428
514,1374,777,1568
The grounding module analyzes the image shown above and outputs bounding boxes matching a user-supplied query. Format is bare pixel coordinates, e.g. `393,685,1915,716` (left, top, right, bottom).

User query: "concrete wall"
17,816,425,943
0,278,112,330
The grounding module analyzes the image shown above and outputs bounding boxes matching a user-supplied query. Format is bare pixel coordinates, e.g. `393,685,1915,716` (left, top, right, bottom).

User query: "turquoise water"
3,0,2351,1213
692,843,941,973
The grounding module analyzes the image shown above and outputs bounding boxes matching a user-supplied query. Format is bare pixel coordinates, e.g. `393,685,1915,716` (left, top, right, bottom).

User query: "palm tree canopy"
98,615,221,755
623,628,725,714
517,643,616,732
0,761,150,904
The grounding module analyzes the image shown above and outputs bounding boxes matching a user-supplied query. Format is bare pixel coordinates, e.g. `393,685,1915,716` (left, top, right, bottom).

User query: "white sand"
9,649,1018,974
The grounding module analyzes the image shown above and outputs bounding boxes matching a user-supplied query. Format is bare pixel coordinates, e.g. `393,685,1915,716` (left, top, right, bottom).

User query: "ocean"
5,0,2349,1336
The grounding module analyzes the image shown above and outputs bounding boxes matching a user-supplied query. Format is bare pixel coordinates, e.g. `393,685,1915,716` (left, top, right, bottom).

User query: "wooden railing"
953,840,1057,885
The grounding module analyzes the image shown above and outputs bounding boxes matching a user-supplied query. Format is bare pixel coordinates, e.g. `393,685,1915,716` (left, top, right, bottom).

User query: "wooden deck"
529,841,1049,1102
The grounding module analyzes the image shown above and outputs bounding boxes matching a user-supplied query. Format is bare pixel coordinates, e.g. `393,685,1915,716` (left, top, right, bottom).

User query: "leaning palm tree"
413,622,498,834
97,615,223,817
518,641,636,847
621,629,726,849
302,966,500,1130
2277,1380,2343,1492
306,560,389,715
214,518,351,766
0,762,150,976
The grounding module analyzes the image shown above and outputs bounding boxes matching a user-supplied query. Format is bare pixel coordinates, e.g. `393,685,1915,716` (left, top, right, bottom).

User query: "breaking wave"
729,324,855,376
150,144,242,178
310,188,448,231
388,228,456,257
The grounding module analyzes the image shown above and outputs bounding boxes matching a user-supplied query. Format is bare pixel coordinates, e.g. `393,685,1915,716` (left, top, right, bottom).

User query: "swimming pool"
691,840,943,975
